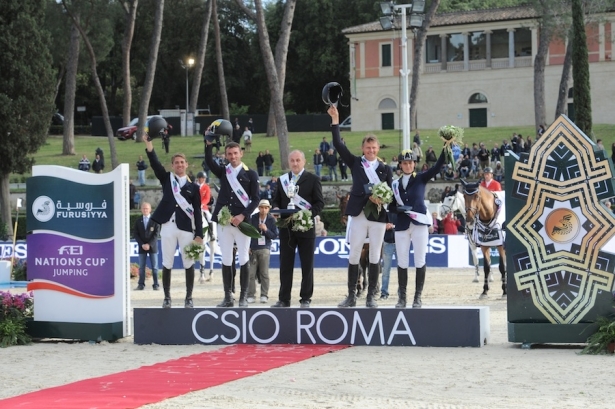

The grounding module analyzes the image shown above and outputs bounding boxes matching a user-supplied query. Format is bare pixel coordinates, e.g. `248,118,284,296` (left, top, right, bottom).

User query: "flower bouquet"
438,125,464,170
0,291,34,347
277,209,315,232
184,241,206,261
364,181,393,219
217,205,261,239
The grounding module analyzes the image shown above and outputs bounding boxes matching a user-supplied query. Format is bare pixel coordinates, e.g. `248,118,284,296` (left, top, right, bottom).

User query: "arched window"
378,98,397,109
469,93,488,104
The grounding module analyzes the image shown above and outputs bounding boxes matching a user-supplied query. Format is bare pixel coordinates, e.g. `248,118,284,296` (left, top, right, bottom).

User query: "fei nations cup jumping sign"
26,165,131,341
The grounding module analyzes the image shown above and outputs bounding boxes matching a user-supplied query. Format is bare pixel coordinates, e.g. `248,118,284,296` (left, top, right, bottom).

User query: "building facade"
343,6,614,132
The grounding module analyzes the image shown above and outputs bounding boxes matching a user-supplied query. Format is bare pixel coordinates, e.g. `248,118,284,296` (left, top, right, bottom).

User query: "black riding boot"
413,265,426,308
185,266,195,308
238,263,250,307
395,267,408,309
217,265,234,307
338,264,359,307
162,267,172,308
366,263,380,308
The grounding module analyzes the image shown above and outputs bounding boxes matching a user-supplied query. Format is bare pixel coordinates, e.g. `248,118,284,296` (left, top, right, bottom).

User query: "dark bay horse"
460,180,507,299
338,192,370,297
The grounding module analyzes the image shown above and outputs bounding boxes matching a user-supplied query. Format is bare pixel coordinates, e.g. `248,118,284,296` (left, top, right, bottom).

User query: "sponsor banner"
27,234,113,297
6,234,481,270
134,306,489,347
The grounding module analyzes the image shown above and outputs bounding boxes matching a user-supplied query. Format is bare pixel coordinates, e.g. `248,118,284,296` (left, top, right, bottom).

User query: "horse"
440,190,493,283
460,180,507,299
338,192,370,297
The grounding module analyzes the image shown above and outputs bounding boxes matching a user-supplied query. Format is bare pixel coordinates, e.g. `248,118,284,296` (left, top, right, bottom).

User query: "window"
378,98,397,110
469,93,488,103
568,87,574,98
514,28,532,56
381,43,392,67
491,30,509,58
425,35,440,63
447,33,465,62
469,31,487,60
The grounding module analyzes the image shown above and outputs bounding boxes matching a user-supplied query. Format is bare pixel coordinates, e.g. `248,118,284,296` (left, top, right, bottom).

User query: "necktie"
144,217,149,226
292,173,299,183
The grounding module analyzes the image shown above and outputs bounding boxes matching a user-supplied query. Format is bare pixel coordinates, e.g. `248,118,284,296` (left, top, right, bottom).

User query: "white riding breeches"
217,224,251,266
395,223,429,269
347,211,386,264
161,219,196,269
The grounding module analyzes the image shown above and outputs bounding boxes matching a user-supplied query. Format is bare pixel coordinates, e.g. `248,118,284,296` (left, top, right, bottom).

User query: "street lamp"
179,57,195,136
380,1,425,151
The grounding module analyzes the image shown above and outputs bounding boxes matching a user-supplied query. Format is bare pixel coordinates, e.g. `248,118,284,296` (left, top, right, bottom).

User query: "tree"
135,0,165,142
571,0,592,137
62,0,119,168
410,0,441,131
0,0,55,235
63,20,81,155
120,0,139,126
189,0,213,115
213,0,230,120
235,0,294,169
555,38,573,119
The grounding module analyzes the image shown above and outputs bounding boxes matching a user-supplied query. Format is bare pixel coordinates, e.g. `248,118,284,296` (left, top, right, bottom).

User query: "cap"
258,199,271,208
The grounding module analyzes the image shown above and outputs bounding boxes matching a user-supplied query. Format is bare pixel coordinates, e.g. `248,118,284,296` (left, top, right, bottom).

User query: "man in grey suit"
133,202,160,291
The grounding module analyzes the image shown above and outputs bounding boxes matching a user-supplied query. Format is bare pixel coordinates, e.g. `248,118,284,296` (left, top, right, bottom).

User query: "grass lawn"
9,123,615,184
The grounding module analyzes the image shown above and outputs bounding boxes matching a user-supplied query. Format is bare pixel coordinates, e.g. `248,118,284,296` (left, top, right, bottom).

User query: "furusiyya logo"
32,196,55,222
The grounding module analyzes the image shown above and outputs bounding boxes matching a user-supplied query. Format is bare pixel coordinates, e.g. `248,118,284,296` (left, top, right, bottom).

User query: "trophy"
287,181,299,210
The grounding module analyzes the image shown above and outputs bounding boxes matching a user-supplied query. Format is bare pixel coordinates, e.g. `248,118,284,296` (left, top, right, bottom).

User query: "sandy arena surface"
0,267,613,409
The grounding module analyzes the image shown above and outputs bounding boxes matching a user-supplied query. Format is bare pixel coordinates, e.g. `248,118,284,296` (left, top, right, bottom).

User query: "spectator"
517,135,525,153
511,133,519,153
452,144,461,163
412,142,423,164
247,199,278,304
242,126,252,152
161,128,170,154
493,161,504,183
256,151,265,177
136,156,148,186
461,143,471,159
263,150,274,176
456,212,466,234
232,124,242,144
313,149,324,177
477,143,489,169
425,146,437,169
314,215,327,237
597,139,605,151
129,180,137,209
440,186,451,202
380,213,397,300
525,136,533,153
442,212,461,234
326,149,338,181
490,144,501,166
339,158,348,181
500,139,512,157
320,137,330,161
92,154,104,173
470,143,479,160
78,154,91,171
537,124,546,137
247,117,254,132
389,156,399,172
458,155,471,178
413,130,421,146
260,184,274,200
133,201,160,291
443,164,455,181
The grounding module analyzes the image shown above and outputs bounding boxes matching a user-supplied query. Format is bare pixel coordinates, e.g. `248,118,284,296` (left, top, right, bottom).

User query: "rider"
480,167,502,192
389,148,445,308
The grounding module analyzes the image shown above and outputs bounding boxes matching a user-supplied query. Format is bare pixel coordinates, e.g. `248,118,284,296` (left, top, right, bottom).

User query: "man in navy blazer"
133,201,160,291
205,140,260,307
271,150,324,308
328,105,393,309
144,138,203,309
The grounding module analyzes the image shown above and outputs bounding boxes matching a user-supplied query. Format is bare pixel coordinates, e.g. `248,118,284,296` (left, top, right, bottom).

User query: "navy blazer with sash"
331,125,392,222
205,144,260,222
146,149,203,238
272,170,324,238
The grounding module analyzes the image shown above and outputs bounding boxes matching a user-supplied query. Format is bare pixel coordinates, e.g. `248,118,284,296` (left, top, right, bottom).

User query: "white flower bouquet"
276,209,315,232
364,181,393,219
438,125,464,170
183,241,206,261
216,205,261,238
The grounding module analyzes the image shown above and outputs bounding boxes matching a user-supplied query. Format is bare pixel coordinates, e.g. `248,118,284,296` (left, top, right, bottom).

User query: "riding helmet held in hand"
145,116,168,139
204,119,233,143
322,82,343,107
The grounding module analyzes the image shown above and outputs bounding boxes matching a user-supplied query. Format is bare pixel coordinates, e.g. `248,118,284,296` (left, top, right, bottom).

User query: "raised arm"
205,142,224,178
328,106,355,168
143,137,166,181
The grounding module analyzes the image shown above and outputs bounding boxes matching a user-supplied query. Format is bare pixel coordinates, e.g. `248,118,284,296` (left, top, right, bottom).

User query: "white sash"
279,173,312,210
226,164,250,208
361,156,381,184
391,179,432,226
170,174,195,230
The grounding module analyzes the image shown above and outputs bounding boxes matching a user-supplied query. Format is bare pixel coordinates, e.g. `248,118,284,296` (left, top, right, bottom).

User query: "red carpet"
0,344,348,408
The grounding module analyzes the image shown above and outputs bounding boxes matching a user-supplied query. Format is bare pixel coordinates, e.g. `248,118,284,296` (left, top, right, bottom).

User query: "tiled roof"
342,5,538,34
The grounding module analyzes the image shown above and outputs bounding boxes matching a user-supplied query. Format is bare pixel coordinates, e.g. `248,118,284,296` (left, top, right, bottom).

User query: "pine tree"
571,0,592,137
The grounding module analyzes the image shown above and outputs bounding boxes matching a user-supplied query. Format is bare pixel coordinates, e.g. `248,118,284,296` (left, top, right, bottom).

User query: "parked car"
339,116,351,131
52,113,64,125
116,116,153,141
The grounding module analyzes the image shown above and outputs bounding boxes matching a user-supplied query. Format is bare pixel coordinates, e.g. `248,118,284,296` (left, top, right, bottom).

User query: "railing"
422,56,533,73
